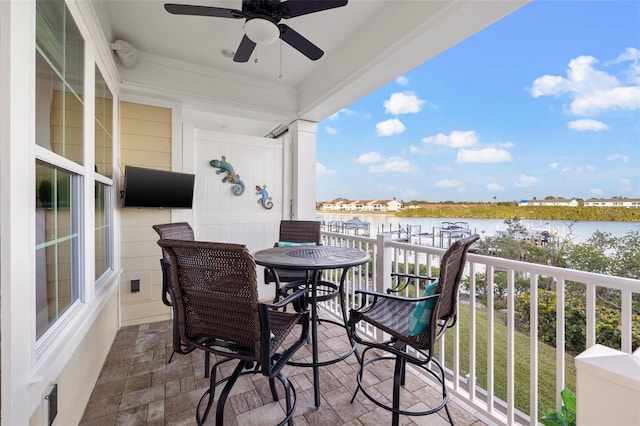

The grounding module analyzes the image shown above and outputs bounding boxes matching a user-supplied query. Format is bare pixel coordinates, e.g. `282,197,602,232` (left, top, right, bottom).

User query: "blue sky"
316,1,640,203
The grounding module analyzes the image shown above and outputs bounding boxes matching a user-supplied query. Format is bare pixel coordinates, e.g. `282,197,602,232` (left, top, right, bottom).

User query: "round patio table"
254,245,370,407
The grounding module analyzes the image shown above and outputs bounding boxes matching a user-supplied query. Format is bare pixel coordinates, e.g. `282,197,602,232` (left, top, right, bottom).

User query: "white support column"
288,119,317,220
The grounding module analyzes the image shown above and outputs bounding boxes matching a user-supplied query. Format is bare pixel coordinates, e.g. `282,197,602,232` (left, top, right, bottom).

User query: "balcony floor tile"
81,320,487,425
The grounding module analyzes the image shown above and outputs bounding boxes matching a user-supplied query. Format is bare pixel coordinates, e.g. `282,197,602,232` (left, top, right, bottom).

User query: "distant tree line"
396,205,640,222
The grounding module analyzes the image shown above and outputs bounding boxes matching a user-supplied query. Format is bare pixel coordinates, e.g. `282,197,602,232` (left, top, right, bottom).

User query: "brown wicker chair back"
278,220,321,244
158,239,260,356
152,222,194,261
428,233,479,343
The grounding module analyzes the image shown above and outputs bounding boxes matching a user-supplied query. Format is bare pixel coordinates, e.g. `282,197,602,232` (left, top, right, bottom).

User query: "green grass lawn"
435,303,576,419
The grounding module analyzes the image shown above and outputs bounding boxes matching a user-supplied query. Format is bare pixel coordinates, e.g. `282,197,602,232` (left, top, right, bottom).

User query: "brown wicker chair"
152,222,197,364
264,220,321,301
157,239,309,426
348,234,480,426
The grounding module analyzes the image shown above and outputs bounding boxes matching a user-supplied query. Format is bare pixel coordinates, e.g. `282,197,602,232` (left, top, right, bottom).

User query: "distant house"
321,199,350,211
349,200,371,211
584,198,640,208
319,198,403,212
375,199,403,212
519,198,579,207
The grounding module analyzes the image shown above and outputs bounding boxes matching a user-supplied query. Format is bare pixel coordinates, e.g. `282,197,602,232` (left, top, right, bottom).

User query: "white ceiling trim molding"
117,53,299,123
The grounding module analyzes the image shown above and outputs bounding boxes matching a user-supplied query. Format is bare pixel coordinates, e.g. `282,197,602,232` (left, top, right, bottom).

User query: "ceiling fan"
164,0,348,63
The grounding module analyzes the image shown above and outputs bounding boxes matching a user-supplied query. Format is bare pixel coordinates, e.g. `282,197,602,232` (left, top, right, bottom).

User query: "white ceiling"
95,0,530,135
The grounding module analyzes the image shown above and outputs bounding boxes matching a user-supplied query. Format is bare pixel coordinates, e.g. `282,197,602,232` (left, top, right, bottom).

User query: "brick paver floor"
80,319,490,425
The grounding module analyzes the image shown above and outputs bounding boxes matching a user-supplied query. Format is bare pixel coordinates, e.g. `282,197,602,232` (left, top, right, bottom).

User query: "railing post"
375,233,392,293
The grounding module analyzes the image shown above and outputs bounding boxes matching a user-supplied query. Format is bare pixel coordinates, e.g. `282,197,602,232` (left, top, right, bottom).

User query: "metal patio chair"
152,222,197,364
157,239,309,426
263,220,322,301
348,234,480,426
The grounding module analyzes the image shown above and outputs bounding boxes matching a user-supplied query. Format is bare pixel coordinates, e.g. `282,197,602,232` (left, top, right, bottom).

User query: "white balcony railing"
318,231,640,426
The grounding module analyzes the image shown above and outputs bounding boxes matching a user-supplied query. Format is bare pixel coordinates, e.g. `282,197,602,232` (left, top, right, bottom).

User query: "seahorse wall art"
255,185,273,210
209,156,245,196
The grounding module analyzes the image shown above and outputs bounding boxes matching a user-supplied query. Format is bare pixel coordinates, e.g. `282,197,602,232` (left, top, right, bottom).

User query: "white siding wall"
190,128,288,300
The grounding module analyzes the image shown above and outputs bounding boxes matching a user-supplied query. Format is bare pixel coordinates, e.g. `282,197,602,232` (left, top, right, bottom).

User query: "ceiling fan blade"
233,35,257,62
164,3,244,19
280,0,348,18
279,24,323,60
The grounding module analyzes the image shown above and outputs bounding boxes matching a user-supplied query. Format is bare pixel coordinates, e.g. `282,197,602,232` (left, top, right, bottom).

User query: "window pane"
95,182,111,279
36,52,63,152
36,0,64,73
35,0,84,165
64,7,84,98
95,66,113,177
36,161,80,339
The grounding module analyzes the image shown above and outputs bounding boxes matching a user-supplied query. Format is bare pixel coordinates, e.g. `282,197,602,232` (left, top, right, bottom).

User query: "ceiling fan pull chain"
279,40,283,79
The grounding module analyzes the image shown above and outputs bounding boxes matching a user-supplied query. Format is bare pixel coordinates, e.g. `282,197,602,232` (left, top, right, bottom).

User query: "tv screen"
122,166,195,208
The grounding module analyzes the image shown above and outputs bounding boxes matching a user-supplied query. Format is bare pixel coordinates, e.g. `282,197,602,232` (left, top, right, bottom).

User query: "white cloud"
486,183,504,192
571,87,640,115
435,179,462,188
607,153,630,163
369,156,414,173
529,52,640,116
355,151,383,164
590,188,605,195
376,118,406,136
383,92,425,114
421,130,478,148
613,48,640,84
327,108,356,120
613,47,640,63
316,162,335,177
409,145,420,154
325,126,338,135
401,189,421,199
568,119,608,131
496,142,515,149
620,178,632,185
514,174,542,187
548,162,559,169
457,148,512,163
395,75,409,86
378,183,395,192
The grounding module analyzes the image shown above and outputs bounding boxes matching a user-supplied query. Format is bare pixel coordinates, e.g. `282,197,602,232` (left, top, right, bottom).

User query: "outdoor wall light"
111,39,139,68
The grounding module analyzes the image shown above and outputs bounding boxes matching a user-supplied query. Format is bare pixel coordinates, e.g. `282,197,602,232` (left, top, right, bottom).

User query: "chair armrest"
390,272,437,281
355,288,440,303
258,289,309,375
159,259,173,307
389,272,437,294
262,287,307,311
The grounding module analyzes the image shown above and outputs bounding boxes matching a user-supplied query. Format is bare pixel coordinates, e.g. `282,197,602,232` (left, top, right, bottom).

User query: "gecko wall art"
255,185,273,209
209,156,245,196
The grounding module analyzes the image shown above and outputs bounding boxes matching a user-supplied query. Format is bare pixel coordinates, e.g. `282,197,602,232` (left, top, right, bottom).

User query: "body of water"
317,213,640,244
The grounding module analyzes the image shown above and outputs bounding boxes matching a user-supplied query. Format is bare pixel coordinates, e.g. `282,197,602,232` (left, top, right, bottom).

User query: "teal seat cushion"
277,241,317,247
407,281,439,336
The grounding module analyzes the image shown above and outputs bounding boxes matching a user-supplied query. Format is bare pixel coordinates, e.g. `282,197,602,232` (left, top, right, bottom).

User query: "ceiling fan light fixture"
244,18,279,45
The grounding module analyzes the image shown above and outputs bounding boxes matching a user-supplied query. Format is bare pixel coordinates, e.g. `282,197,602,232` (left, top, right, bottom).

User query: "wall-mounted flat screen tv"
122,166,195,209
